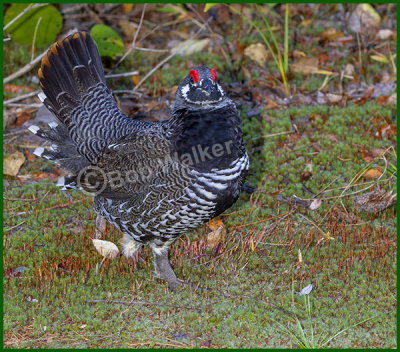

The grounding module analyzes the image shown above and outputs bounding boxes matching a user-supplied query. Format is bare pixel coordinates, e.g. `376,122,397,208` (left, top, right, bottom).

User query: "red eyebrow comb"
211,68,216,82
189,69,199,83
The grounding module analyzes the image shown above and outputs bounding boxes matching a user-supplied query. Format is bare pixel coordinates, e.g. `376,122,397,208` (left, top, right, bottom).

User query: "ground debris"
352,190,396,214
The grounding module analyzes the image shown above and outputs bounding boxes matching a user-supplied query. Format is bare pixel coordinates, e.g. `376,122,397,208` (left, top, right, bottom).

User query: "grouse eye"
189,69,199,85
211,68,216,83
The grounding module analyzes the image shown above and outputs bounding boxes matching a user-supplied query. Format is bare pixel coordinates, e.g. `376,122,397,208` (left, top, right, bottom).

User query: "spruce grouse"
29,31,249,290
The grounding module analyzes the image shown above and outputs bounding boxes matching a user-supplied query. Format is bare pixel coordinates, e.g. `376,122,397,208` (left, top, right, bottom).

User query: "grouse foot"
151,247,183,290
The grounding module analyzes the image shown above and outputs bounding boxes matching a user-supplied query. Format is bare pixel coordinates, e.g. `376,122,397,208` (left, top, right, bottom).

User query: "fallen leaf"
326,93,342,104
206,218,226,250
14,109,32,126
352,190,396,214
122,3,134,13
92,239,119,259
355,87,374,105
299,284,313,296
343,63,355,76
244,43,269,66
348,4,381,33
376,29,393,40
309,199,322,210
171,38,210,56
4,151,25,177
326,134,339,143
291,57,319,74
371,148,386,158
362,169,383,179
387,94,396,105
320,28,344,42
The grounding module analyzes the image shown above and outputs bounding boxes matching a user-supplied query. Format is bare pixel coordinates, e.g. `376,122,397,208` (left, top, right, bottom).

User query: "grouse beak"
200,80,213,95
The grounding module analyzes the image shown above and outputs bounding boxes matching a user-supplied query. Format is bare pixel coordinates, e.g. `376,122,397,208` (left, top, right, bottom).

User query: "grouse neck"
167,100,243,172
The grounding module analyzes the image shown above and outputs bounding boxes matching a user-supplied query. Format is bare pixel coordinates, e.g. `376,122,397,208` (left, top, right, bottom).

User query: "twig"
104,71,139,79
3,90,41,105
86,299,205,311
115,4,147,67
132,24,206,93
3,103,42,108
11,197,90,217
3,51,46,85
31,17,42,61
131,46,169,53
252,130,294,140
3,3,48,31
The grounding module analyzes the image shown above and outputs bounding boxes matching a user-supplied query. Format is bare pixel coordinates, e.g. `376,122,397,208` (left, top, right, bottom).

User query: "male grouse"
29,31,249,290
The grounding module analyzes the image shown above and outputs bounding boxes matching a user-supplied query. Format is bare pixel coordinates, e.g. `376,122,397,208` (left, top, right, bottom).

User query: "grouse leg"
151,246,182,290
95,215,106,239
120,234,144,269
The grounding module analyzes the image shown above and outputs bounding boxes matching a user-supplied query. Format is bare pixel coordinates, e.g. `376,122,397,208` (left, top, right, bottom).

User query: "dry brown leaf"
244,43,269,66
320,28,345,41
132,74,140,85
348,4,381,33
352,190,396,214
362,169,383,179
326,93,342,104
92,239,119,259
206,218,226,250
344,63,355,76
291,57,319,74
371,148,386,158
4,151,25,177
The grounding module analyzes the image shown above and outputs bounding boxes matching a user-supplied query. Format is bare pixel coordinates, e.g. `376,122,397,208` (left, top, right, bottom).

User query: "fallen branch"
11,197,90,217
86,299,205,311
3,90,41,105
3,51,46,85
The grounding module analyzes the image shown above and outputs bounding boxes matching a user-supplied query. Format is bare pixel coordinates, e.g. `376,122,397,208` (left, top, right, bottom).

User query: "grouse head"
174,67,225,108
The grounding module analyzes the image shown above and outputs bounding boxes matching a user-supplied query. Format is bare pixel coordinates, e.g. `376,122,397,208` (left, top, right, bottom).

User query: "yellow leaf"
4,151,25,177
363,169,383,179
204,3,218,12
314,69,335,76
122,4,134,13
370,55,389,64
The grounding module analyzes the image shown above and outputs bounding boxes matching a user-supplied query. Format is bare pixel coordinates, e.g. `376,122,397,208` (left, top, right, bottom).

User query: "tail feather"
33,31,138,164
29,122,90,173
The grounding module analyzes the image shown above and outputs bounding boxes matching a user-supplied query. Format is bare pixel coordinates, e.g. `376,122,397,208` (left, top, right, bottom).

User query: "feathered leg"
150,244,182,290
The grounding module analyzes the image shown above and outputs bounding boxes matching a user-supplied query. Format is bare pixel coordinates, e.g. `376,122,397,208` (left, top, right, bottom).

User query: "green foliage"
4,4,62,46
90,24,125,60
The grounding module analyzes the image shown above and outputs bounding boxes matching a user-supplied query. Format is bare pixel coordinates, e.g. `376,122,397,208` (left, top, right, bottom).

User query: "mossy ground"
4,99,396,348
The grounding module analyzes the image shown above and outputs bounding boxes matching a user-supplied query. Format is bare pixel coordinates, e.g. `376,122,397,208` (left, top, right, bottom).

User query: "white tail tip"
33,147,44,157
38,92,46,103
28,125,40,134
56,176,65,187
